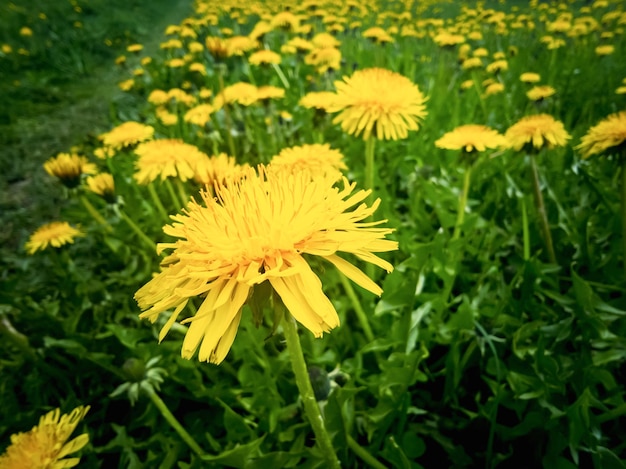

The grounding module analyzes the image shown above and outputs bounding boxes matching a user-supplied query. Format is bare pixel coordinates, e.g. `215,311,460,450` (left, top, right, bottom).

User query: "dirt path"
0,0,193,250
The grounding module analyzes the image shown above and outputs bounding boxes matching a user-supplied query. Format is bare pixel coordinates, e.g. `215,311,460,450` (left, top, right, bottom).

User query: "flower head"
44,153,97,188
299,91,338,111
520,72,541,83
248,49,281,65
576,111,626,158
99,122,154,151
0,406,89,469
133,139,208,184
435,125,507,153
86,173,116,204
505,114,571,152
270,143,347,179
328,68,427,140
193,153,249,187
526,85,556,101
135,166,397,364
184,104,214,126
25,221,84,254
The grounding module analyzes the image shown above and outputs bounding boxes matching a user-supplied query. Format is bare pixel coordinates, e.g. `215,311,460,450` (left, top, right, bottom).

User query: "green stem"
0,315,38,362
165,179,183,210
621,158,626,280
521,196,530,261
175,179,189,208
148,183,169,222
144,385,207,457
346,435,387,469
218,67,237,158
271,62,290,89
452,164,472,240
364,136,376,200
118,209,157,251
338,273,375,343
529,154,557,264
80,195,112,232
281,312,340,469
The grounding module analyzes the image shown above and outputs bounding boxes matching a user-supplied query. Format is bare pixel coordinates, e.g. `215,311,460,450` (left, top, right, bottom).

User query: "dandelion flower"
205,36,229,59
505,114,571,152
256,85,285,101
127,43,143,53
184,104,214,126
19,26,33,37
213,82,259,109
462,57,483,70
483,82,505,97
328,68,427,140
44,153,96,189
86,173,116,204
99,122,154,151
486,59,508,73
135,166,397,364
248,49,281,65
134,139,208,184
520,72,541,83
270,143,347,178
576,111,626,158
155,107,178,126
225,36,258,56
299,91,337,111
435,125,507,153
304,47,341,74
0,406,89,469
25,221,84,254
527,85,556,101
595,44,614,56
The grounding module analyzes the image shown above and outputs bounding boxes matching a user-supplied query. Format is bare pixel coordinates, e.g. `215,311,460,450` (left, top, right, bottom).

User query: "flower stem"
529,155,557,264
143,385,207,457
346,435,387,469
80,195,112,232
364,136,376,200
165,178,184,210
175,179,189,208
217,66,237,158
118,208,157,251
271,63,290,89
621,157,626,280
452,165,472,240
281,312,340,469
521,196,530,261
148,183,169,222
338,273,375,343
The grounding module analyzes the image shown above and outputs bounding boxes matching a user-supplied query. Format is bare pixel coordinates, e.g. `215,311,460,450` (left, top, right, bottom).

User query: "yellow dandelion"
328,67,427,140
248,49,281,65
86,173,116,204
118,79,134,91
184,104,214,126
435,124,507,153
433,32,465,47
249,20,273,40
283,37,314,53
133,139,208,184
44,153,96,188
256,85,285,101
460,79,474,90
99,121,154,151
225,36,258,56
25,221,84,254
595,44,615,56
527,85,556,101
462,57,483,70
126,43,143,53
576,111,626,158
135,166,397,364
362,27,394,44
270,11,300,31
205,36,229,59
270,143,347,179
156,107,178,126
311,32,341,49
213,82,259,109
193,153,249,187
505,114,571,152
167,58,186,68
299,91,338,111
19,26,33,37
148,89,169,105
486,59,508,73
520,72,541,83
188,62,207,75
0,406,89,468
304,47,342,74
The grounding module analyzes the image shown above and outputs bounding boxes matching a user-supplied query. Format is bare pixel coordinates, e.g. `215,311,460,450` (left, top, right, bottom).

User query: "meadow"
1,0,626,467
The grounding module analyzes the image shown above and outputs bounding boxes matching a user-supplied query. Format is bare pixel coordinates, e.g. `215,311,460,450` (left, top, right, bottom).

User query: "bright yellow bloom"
184,104,214,126
576,111,626,158
483,82,505,97
99,122,154,151
44,153,96,188
134,139,208,184
299,91,337,111
193,153,249,187
328,68,427,140
188,62,207,75
213,82,259,109
505,114,571,151
135,166,397,364
486,59,508,73
19,26,33,37
86,173,116,203
435,125,507,153
433,32,465,47
248,49,281,65
126,43,143,53
595,44,615,56
148,89,169,105
0,406,89,469
520,72,541,83
118,79,134,91
462,57,483,70
304,47,341,74
256,85,285,101
527,85,556,101
205,36,229,59
25,222,84,254
270,143,347,179
155,107,178,126
311,32,340,49
225,36,258,56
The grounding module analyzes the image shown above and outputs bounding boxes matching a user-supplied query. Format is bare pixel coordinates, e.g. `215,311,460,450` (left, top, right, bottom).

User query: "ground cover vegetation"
1,0,626,467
